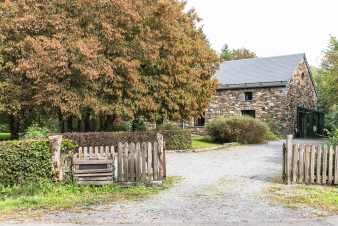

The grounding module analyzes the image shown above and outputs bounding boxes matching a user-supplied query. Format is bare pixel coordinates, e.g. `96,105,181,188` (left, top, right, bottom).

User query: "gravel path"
3,140,338,226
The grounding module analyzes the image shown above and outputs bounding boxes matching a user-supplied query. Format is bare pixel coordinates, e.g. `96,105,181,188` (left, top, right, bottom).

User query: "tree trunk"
84,110,91,132
106,115,114,131
9,115,20,140
66,117,73,132
58,114,65,133
99,115,106,131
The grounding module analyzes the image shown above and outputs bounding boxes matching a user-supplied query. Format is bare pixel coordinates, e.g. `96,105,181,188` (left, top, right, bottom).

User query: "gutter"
217,81,288,90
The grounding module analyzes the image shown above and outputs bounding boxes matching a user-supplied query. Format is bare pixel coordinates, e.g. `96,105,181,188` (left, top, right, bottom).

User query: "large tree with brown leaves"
0,0,219,138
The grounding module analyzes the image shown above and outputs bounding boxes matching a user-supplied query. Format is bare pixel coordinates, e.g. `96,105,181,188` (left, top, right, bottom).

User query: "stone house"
193,53,323,137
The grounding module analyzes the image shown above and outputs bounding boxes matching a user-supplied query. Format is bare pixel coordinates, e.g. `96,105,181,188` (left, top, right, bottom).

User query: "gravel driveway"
3,140,338,226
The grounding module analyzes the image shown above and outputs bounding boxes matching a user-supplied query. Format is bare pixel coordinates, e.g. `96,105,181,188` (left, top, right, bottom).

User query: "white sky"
185,0,338,66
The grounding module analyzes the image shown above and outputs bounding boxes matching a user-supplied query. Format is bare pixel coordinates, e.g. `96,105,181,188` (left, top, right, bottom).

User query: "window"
195,114,206,127
244,92,253,101
301,72,305,79
241,110,256,118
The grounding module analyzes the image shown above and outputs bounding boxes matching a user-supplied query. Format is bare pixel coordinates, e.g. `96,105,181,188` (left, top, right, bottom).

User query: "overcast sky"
185,0,338,66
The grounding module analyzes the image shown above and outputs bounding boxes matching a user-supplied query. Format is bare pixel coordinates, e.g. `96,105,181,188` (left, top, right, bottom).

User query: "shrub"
207,116,274,144
264,129,280,141
327,128,338,146
0,133,10,141
325,105,338,131
157,122,179,131
0,140,52,186
0,139,76,186
111,121,131,132
23,124,50,139
160,130,192,150
131,117,147,131
0,123,9,132
156,123,192,150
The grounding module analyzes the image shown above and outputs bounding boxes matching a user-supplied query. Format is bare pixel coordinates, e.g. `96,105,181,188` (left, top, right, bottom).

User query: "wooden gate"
283,135,338,185
72,133,166,185
73,147,115,185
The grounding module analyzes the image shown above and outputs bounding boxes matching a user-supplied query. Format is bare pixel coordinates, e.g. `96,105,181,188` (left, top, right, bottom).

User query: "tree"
231,48,257,60
220,44,233,61
0,0,219,138
313,36,338,129
321,37,338,109
220,44,256,61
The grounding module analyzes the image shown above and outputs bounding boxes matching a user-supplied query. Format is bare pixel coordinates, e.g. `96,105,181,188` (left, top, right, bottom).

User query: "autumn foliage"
0,0,219,138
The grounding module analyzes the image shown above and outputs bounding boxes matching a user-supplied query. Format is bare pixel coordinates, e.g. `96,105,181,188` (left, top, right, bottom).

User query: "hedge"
63,130,192,151
0,139,75,186
0,133,10,141
160,130,192,150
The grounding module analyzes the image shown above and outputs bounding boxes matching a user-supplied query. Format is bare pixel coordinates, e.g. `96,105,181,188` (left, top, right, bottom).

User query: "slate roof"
216,53,306,89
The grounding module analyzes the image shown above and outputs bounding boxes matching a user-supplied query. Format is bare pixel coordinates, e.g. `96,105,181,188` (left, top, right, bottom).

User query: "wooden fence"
72,133,166,185
283,135,338,185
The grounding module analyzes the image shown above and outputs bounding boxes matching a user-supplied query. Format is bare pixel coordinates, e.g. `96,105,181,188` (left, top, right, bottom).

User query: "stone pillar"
49,135,63,182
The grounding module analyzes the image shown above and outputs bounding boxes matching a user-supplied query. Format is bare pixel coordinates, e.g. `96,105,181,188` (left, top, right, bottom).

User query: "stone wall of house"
285,62,317,134
197,61,317,136
205,86,290,135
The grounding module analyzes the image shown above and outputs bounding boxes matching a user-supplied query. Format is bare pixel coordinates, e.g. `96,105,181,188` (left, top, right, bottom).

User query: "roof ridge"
221,53,305,64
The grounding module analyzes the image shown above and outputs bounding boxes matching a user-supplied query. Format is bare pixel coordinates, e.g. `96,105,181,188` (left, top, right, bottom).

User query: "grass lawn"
191,135,220,149
266,183,338,214
0,177,181,220
0,133,10,141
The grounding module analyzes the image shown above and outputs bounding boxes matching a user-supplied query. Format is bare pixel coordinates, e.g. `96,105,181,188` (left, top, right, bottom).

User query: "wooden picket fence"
283,135,338,185
72,133,166,185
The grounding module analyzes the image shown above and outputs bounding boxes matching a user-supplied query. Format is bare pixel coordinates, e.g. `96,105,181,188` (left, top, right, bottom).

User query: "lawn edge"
167,142,239,153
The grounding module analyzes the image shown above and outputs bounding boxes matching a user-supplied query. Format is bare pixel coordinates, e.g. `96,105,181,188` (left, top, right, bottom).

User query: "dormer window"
245,92,253,101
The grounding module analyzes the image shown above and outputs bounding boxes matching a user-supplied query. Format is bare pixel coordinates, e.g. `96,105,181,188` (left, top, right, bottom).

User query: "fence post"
286,135,293,185
49,135,63,182
157,133,165,180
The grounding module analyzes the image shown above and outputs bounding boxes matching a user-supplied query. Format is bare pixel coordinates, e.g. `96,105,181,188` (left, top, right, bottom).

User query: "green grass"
0,177,181,219
0,133,10,141
191,135,220,149
266,183,338,214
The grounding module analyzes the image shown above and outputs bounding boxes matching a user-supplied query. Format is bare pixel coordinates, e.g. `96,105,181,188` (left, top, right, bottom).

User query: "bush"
111,121,131,132
207,116,274,144
0,133,10,141
264,129,280,141
156,123,191,150
157,122,179,131
325,105,338,131
0,123,9,132
23,124,50,139
0,139,76,186
131,117,147,131
327,128,338,146
160,130,192,150
0,140,52,186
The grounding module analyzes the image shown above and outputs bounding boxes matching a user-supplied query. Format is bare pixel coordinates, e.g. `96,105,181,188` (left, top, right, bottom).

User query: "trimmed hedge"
62,131,157,147
0,139,76,186
207,116,274,144
160,130,192,150
63,130,192,150
0,133,10,141
0,140,52,186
